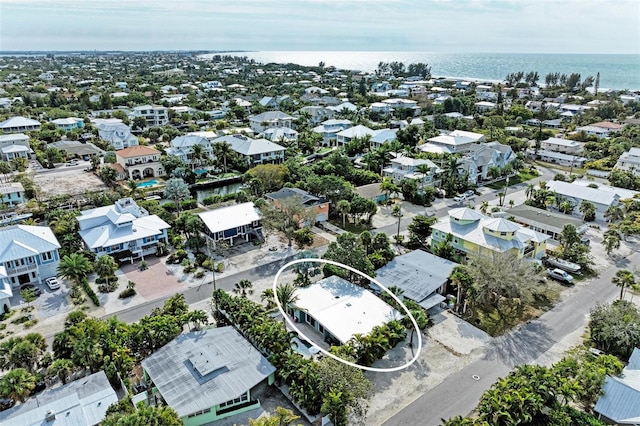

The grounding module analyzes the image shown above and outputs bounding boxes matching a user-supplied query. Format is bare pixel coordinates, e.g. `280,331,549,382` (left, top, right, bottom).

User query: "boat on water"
545,257,581,273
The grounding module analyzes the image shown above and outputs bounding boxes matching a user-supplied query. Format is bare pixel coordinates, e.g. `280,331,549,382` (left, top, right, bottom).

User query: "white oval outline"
273,258,422,373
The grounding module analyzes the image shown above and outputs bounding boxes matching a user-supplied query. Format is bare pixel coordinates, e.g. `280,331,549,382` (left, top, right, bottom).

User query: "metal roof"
0,225,60,263
198,202,262,234
141,327,276,418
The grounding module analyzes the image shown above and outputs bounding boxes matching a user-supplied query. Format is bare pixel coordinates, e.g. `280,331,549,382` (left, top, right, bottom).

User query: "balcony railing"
6,263,37,275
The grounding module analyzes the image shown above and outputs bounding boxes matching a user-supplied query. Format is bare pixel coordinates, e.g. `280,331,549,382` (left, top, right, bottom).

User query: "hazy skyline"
1,0,639,54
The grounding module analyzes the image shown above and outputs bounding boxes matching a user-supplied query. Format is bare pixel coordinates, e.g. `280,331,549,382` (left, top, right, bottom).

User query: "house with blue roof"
0,225,61,290
595,348,640,425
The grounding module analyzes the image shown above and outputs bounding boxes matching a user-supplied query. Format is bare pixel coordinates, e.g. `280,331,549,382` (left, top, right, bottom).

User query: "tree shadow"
483,321,555,367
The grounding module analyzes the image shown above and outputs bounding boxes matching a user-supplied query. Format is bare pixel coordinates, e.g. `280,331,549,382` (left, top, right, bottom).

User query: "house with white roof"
373,250,458,311
77,197,170,260
114,145,164,180
576,121,623,138
382,156,440,185
0,133,31,161
0,182,25,207
369,128,398,150
312,119,353,146
52,117,85,131
327,101,358,114
540,137,583,154
198,202,263,247
131,105,169,127
474,101,497,112
594,348,640,425
0,370,117,426
422,130,486,154
248,111,294,133
263,127,298,145
92,118,139,150
0,266,11,313
336,124,378,146
527,149,587,168
0,116,41,133
0,225,61,289
166,134,213,167
212,134,285,165
299,106,335,124
615,147,640,176
289,275,402,345
430,208,549,261
140,327,276,426
545,180,626,221
460,142,517,183
369,102,391,115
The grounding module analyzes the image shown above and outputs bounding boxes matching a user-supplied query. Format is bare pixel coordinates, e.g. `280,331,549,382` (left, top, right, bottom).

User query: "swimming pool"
137,179,158,188
291,336,320,359
194,168,208,175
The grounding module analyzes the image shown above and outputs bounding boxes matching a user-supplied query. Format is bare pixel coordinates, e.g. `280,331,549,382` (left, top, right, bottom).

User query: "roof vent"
45,410,56,422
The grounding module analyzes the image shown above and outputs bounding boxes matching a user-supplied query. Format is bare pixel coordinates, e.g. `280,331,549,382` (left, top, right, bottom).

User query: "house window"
306,314,316,327
41,251,53,261
500,232,507,236
217,231,223,239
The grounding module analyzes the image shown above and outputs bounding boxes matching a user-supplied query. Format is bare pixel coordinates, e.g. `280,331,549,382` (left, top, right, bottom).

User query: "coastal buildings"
198,202,264,247
114,145,165,180
312,119,353,146
248,111,294,133
0,116,41,133
382,156,440,185
0,133,31,161
77,197,170,260
265,187,329,223
52,117,85,131
93,118,140,150
594,348,640,425
615,147,640,176
545,180,625,222
131,104,169,127
540,137,583,154
421,130,486,154
212,134,285,165
0,182,25,207
167,134,214,167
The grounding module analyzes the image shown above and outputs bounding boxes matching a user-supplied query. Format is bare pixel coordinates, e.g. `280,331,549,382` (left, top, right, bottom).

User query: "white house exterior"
422,130,486,154
540,137,583,154
0,266,12,314
0,133,31,161
198,202,263,247
615,147,640,176
546,180,623,222
166,134,213,166
52,117,85,131
0,182,25,207
212,134,285,165
0,225,61,289
474,101,497,112
248,111,294,133
528,149,587,168
460,142,517,183
312,119,352,146
131,105,169,127
93,118,139,150
369,128,398,150
263,127,298,145
115,145,165,180
336,125,377,146
0,116,41,133
382,156,440,185
78,198,170,259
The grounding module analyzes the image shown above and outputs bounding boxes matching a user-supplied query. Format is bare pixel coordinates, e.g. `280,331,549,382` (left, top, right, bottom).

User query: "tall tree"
262,195,316,247
0,368,36,402
233,279,254,298
336,199,351,228
57,253,93,287
94,255,118,289
612,269,635,300
163,177,191,216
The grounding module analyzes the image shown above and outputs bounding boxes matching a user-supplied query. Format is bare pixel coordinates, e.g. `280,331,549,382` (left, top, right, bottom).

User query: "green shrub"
215,262,225,273
194,253,208,266
202,195,223,206
174,249,188,263
69,286,86,305
24,319,38,328
118,288,137,299
194,270,206,279
181,199,198,210
97,280,119,293
202,258,214,271
82,279,100,307
162,201,177,212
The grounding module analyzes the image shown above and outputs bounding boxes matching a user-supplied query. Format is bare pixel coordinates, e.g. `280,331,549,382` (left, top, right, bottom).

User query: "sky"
0,0,639,54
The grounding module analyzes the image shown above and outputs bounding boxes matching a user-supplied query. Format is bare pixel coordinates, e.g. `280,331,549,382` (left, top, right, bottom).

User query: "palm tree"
603,229,621,256
276,282,299,325
579,201,596,222
336,199,351,228
479,201,489,215
559,201,573,214
57,253,93,287
0,368,35,402
232,279,254,298
415,163,433,191
126,179,140,198
612,269,635,300
213,141,233,174
190,143,205,170
94,255,118,289
604,205,624,223
48,358,75,384
260,288,276,310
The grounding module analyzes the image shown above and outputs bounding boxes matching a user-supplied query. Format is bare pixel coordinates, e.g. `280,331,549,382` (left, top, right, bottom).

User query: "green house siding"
181,387,266,426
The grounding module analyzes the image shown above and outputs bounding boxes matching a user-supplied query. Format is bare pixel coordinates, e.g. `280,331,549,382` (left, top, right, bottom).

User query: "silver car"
45,277,61,290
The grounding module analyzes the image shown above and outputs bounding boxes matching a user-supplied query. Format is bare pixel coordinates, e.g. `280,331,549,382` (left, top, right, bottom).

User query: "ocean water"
218,51,640,91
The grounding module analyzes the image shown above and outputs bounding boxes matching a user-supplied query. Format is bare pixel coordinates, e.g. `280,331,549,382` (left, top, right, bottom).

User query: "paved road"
384,250,640,426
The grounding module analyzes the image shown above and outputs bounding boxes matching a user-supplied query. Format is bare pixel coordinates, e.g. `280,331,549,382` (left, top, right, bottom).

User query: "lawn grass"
486,171,538,189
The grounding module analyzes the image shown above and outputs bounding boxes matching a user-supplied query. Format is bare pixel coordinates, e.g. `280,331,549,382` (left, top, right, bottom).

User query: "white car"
45,277,61,290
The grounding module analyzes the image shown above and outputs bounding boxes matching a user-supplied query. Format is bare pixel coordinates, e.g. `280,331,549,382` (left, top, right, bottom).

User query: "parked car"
462,190,475,198
45,277,61,290
20,284,42,297
546,268,574,284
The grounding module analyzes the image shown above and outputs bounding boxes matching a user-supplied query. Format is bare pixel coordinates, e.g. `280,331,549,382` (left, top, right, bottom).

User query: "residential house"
381,98,420,116
93,118,139,150
0,371,118,426
615,147,640,176
336,125,377,146
540,137,583,154
369,128,398,150
373,250,458,311
0,116,41,133
474,101,497,112
0,225,61,289
501,204,587,242
131,105,169,127
527,149,587,168
0,266,11,313
0,182,25,207
369,102,392,115
594,348,640,425
371,82,392,93
355,183,387,204
77,197,170,260
212,134,285,165
327,102,358,114
430,208,549,261
382,156,440,186
198,202,263,247
248,111,294,133
576,121,623,138
139,327,276,426
114,146,164,180
312,119,352,146
52,117,85,131
545,180,627,221
166,134,213,167
288,275,402,345
263,127,298,145
258,96,279,109
265,187,329,223
422,130,486,154
461,142,517,183
0,133,31,161
299,106,335,124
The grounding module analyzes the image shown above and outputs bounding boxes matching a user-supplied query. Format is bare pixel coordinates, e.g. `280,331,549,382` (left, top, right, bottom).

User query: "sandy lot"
32,167,108,199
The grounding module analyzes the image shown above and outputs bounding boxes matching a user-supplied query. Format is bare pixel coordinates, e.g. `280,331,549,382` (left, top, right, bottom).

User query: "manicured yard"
487,170,539,189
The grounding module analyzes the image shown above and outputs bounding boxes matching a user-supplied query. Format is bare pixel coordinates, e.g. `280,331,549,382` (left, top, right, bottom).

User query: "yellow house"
430,207,548,261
